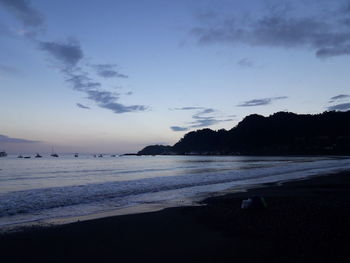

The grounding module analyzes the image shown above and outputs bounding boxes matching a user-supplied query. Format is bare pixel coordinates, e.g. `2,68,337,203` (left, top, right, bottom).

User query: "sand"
1,171,350,263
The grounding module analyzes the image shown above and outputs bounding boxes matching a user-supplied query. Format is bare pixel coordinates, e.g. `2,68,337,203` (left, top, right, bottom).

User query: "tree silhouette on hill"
138,111,350,155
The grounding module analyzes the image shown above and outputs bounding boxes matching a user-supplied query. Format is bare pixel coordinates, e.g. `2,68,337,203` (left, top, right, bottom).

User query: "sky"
1,0,350,154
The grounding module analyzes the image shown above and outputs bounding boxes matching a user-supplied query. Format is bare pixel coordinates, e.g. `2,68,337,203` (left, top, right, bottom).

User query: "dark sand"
1,171,350,263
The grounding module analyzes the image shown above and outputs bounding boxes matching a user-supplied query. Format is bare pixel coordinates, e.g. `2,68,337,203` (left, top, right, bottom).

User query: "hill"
138,111,350,155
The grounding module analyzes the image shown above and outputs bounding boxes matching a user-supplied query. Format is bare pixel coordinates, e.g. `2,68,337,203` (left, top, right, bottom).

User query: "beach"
1,170,350,263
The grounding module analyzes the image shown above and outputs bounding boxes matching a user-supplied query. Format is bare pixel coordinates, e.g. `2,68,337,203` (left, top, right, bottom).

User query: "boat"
74,153,79,158
35,153,42,158
98,154,103,158
50,146,59,157
24,156,31,159
0,151,7,157
111,154,116,157
18,155,23,158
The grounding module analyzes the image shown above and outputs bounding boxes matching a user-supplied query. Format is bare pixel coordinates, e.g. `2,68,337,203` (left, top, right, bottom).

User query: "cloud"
0,134,39,143
190,115,232,128
65,71,146,113
189,117,220,128
1,0,147,115
61,62,146,114
0,0,44,28
316,46,350,58
0,64,19,75
170,126,189,132
86,89,147,113
39,40,83,67
170,107,233,131
195,108,215,115
191,2,350,58
92,64,128,78
171,107,205,111
329,94,350,103
185,107,221,127
237,58,254,68
64,71,101,91
76,103,90,109
328,103,350,111
237,96,288,107
39,41,146,114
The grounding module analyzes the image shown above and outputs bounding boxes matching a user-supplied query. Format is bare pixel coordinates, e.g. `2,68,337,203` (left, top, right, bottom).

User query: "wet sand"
1,171,350,263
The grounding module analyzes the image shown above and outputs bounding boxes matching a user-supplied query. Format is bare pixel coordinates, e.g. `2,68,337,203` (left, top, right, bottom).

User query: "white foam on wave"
0,156,349,228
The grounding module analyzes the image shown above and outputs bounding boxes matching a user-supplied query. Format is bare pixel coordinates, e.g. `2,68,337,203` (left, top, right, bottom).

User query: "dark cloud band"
192,2,350,58
328,103,350,111
170,126,189,132
329,94,350,103
0,134,39,143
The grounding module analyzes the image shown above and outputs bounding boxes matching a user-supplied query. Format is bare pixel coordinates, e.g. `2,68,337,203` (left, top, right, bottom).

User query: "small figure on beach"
241,196,267,210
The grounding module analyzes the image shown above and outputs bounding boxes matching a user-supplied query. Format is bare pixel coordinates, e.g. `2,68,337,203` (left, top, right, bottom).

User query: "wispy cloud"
0,134,39,143
194,108,215,116
92,64,128,78
39,40,83,67
86,89,147,113
39,40,146,114
64,70,101,91
190,117,221,128
191,2,350,58
0,0,44,37
60,63,146,114
171,107,205,111
328,103,350,111
0,0,44,28
0,64,19,75
237,58,255,68
329,94,350,103
0,0,147,115
170,107,233,131
76,103,90,109
237,96,288,107
170,126,189,132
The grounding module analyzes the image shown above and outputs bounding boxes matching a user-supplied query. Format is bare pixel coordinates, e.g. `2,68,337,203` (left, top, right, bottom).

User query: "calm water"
1,155,350,228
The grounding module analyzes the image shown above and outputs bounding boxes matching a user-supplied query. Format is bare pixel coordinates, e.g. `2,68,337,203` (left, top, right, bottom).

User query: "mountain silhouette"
138,111,350,155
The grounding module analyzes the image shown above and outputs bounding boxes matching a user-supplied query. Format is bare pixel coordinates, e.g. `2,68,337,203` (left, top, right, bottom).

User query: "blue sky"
1,0,350,154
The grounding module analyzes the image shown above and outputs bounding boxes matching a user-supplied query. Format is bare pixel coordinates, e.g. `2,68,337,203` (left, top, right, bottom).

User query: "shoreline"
1,170,350,262
0,166,348,232
0,167,336,233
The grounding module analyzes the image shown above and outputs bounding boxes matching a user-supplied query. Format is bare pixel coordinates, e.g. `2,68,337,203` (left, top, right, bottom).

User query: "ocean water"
1,155,350,228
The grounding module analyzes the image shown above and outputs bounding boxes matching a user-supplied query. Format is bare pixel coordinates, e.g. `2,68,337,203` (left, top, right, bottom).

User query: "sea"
1,155,350,230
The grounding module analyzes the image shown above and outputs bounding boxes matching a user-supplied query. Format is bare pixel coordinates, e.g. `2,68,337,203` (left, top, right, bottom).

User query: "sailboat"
51,146,59,157
0,151,7,157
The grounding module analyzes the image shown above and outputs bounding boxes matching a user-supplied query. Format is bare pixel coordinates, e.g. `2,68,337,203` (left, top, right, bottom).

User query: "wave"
1,157,349,218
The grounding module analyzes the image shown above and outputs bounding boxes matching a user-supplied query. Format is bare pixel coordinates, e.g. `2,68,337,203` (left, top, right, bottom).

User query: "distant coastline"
137,111,350,156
